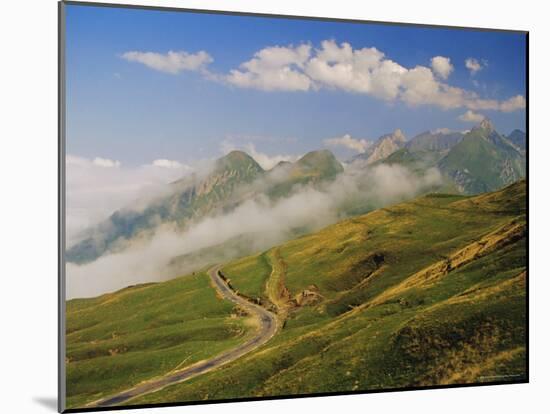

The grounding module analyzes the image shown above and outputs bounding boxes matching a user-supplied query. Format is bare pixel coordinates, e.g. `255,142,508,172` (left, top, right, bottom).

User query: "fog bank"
66,162,442,299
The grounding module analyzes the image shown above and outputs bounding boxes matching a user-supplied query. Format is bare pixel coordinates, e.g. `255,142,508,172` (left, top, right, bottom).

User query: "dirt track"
86,264,278,408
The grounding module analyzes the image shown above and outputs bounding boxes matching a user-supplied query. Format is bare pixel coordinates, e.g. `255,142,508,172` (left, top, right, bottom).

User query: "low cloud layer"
151,159,187,169
121,41,525,113
66,160,442,299
66,154,193,247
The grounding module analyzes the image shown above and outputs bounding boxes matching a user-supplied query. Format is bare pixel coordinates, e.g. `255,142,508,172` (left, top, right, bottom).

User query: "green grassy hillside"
438,126,525,194
65,271,256,409
130,180,526,405
66,180,526,409
266,150,343,199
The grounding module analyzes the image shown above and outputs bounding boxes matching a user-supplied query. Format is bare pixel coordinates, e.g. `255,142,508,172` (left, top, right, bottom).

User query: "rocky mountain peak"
477,118,495,132
392,128,406,143
294,149,344,177
357,129,406,164
214,150,264,175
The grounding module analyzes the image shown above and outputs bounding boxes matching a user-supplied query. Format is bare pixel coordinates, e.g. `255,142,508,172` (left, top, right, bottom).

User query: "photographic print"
60,2,527,411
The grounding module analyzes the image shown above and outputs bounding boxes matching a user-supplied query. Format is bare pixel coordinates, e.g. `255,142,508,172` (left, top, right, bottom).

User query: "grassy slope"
439,129,525,193
65,271,255,409
130,180,526,405
267,150,344,200
222,252,272,303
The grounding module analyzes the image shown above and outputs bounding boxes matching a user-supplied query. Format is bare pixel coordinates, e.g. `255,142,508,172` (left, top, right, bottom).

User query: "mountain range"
353,129,407,164
66,119,526,268
367,119,525,193
66,149,343,264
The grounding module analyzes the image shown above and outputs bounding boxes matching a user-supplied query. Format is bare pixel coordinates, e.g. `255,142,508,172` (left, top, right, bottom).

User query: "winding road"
87,264,279,408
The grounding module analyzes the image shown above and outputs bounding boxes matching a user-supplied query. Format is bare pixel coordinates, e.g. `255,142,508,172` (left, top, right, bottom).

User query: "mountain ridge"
354,129,406,164
438,122,525,193
67,120,526,267
66,149,343,264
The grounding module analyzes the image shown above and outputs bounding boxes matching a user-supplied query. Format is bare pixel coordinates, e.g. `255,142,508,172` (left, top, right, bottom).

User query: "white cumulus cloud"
499,95,526,112
226,44,312,91
458,110,485,123
431,56,453,79
122,42,524,113
223,40,523,112
121,50,213,74
465,58,485,75
324,134,371,153
304,40,405,99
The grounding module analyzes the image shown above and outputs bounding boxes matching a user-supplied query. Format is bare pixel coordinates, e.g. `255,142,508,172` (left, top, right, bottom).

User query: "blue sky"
65,3,526,166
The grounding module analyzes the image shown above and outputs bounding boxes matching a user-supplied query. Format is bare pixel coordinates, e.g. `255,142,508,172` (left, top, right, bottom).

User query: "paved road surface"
87,264,278,408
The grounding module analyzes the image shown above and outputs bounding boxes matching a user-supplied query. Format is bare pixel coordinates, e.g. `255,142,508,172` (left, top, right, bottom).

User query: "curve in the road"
86,264,278,408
